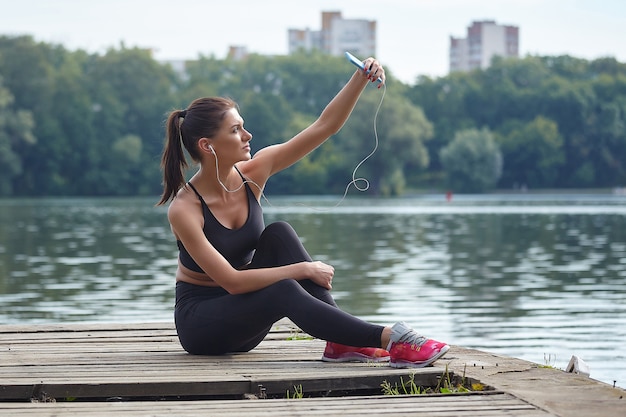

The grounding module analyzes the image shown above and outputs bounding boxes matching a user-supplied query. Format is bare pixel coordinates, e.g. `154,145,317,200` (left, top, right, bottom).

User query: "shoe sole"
389,345,450,369
322,354,391,363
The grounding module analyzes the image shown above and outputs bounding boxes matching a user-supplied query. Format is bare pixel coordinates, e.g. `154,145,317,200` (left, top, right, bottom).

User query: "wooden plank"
2,366,445,400
0,321,295,341
0,320,295,333
0,322,167,332
0,393,551,417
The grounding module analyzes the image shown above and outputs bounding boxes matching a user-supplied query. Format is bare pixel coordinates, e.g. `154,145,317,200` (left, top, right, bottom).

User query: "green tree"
85,44,177,195
178,54,225,105
408,72,479,173
106,134,144,194
0,36,62,194
586,73,626,186
467,56,552,127
497,116,564,188
337,90,433,195
0,80,36,194
42,50,98,194
410,55,626,190
440,128,502,193
272,51,350,116
268,111,337,195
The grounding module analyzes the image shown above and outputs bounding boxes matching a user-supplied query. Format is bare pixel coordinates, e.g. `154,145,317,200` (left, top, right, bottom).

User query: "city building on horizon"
227,45,249,61
288,11,376,58
450,20,519,73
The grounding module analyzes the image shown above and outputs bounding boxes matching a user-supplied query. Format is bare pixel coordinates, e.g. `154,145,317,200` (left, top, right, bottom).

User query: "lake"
0,194,624,388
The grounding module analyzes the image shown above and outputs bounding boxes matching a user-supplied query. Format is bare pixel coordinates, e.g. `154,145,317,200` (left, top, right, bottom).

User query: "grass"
286,329,314,341
381,364,485,396
381,374,426,395
277,363,490,400
286,384,304,399
538,353,559,369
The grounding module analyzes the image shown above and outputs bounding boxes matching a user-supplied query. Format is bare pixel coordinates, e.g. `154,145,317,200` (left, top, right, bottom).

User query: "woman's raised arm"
241,57,385,183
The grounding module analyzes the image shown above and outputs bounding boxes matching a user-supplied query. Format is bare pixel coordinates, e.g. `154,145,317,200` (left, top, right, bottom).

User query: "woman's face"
212,108,253,161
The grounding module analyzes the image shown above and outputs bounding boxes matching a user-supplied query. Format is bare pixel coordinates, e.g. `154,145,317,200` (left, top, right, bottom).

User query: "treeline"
0,35,625,197
409,55,626,191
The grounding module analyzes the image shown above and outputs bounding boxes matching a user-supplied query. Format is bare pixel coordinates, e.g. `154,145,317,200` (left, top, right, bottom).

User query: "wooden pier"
1,320,623,416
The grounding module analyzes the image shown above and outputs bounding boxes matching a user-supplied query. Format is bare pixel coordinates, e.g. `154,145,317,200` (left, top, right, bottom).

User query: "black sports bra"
176,174,264,272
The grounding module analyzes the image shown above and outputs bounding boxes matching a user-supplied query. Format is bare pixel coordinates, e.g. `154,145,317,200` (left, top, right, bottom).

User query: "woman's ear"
198,138,214,153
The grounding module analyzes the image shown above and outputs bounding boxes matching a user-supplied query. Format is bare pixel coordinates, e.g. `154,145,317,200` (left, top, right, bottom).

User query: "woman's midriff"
175,260,221,287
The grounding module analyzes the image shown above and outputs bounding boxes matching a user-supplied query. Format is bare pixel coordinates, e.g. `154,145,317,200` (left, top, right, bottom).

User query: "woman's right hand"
304,261,335,290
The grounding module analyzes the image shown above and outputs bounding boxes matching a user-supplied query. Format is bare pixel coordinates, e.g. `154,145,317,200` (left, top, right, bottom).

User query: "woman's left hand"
305,261,335,290
360,57,386,85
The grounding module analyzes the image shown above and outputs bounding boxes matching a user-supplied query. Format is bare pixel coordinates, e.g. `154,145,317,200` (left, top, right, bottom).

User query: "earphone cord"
340,83,387,200
214,83,387,210
213,149,274,207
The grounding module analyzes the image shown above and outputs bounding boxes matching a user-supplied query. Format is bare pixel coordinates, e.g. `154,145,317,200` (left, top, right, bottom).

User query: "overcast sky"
2,0,625,84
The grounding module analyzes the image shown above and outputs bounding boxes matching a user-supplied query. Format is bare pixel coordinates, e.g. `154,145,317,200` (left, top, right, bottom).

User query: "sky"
1,0,625,84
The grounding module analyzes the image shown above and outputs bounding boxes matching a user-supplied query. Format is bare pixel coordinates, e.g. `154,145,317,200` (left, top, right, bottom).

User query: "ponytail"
157,110,188,205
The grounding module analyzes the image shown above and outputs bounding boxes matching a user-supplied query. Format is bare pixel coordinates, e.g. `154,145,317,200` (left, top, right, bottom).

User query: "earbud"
207,144,214,153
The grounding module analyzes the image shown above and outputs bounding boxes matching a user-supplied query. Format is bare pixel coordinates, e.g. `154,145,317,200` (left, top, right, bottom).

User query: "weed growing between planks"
286,384,304,399
381,364,486,396
538,353,560,369
286,329,314,341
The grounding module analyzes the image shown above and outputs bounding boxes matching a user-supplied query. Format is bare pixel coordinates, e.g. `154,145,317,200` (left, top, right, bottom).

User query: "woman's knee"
262,221,299,241
254,222,312,266
266,278,303,296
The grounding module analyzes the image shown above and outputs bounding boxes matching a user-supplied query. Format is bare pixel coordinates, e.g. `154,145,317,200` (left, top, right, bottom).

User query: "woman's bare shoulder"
168,186,200,219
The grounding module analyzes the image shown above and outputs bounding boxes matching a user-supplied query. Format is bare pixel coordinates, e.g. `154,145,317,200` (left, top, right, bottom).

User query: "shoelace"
393,324,427,347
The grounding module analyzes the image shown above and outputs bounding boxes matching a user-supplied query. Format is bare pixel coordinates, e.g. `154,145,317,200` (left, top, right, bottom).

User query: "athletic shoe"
322,342,390,363
386,322,450,368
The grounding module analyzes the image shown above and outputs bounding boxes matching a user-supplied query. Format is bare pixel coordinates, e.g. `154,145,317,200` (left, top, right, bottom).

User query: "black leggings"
175,221,385,355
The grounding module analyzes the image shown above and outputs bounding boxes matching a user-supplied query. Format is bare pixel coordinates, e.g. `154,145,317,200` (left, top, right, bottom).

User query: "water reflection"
0,199,175,322
0,195,624,388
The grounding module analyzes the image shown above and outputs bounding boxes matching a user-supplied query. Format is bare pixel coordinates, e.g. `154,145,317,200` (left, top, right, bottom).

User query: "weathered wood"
0,392,549,417
0,320,443,401
2,320,623,416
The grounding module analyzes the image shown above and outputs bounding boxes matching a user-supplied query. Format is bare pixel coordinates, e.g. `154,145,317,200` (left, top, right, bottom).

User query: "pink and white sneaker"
387,322,450,368
322,342,390,363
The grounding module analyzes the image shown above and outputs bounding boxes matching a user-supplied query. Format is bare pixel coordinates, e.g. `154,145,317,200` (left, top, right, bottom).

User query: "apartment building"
288,11,376,58
450,20,519,72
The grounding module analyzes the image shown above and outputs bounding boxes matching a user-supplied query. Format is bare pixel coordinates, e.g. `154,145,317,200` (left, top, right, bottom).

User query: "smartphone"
345,51,382,83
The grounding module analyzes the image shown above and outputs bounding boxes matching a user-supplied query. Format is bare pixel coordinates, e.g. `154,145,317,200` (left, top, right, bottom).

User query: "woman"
157,56,449,368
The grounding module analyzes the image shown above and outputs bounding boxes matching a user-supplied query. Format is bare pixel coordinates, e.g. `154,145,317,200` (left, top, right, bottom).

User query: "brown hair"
157,97,237,205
